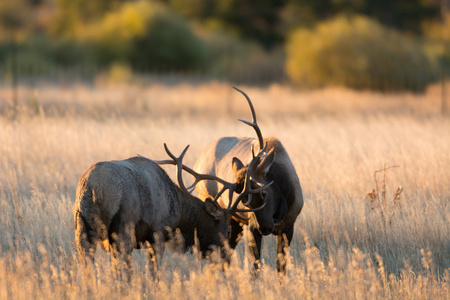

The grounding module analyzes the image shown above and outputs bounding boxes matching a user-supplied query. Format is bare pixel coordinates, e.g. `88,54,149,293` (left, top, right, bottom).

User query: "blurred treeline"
1,0,449,91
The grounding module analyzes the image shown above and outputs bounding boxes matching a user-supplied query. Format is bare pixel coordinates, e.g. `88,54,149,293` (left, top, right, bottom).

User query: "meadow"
0,81,449,299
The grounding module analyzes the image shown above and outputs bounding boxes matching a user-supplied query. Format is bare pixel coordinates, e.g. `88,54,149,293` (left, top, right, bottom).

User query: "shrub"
0,36,93,78
95,62,134,86
84,0,154,66
285,15,438,92
202,31,285,84
0,38,54,77
128,9,210,71
87,1,209,72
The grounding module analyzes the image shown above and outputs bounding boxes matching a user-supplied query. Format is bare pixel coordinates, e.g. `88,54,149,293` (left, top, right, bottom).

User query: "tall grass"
0,82,449,298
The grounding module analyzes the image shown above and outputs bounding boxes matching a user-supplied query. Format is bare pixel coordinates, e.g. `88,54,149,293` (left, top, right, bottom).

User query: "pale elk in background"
193,87,303,273
74,143,270,278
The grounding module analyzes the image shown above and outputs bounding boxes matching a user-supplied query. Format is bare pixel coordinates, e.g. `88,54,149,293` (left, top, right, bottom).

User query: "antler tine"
229,178,273,213
163,143,190,193
182,167,237,196
213,185,229,201
251,142,269,162
163,143,188,161
227,148,273,217
241,181,273,206
147,145,237,197
137,151,192,192
234,87,264,152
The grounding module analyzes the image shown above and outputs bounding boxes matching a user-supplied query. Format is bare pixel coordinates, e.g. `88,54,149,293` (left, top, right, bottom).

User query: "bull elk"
193,87,304,273
74,143,269,277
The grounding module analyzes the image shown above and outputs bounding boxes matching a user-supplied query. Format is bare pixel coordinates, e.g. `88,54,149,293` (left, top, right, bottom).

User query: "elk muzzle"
253,211,275,236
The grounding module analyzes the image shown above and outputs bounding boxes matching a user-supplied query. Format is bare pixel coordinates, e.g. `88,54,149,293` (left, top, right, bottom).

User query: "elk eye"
261,190,267,199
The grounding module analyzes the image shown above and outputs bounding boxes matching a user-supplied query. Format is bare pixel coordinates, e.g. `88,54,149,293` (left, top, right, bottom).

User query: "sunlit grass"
0,82,449,298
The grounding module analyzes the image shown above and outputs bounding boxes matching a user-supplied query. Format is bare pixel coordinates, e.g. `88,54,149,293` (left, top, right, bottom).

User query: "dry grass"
0,81,449,299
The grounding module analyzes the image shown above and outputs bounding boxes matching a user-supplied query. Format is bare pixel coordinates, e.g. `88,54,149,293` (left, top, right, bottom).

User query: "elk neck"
174,190,204,248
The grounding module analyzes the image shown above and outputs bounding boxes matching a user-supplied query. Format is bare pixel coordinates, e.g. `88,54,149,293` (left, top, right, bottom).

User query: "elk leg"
74,210,97,263
143,230,165,279
146,231,165,278
110,223,135,282
276,226,294,274
228,219,243,249
110,243,133,282
248,225,263,272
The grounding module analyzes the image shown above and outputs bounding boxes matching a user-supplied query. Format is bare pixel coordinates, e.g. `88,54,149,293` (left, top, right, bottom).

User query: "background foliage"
286,15,438,91
0,0,449,90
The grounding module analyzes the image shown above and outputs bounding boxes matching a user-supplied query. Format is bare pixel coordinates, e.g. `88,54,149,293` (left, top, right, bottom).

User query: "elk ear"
204,198,224,221
257,149,275,175
232,157,245,174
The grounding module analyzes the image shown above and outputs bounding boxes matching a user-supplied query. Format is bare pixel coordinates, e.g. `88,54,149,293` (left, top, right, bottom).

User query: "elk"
74,143,269,277
193,87,303,273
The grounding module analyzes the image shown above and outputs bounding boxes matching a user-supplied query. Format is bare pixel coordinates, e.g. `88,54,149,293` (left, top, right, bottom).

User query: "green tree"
169,0,287,49
0,0,32,40
87,1,209,71
48,0,118,38
286,15,437,91
282,0,440,34
360,0,439,33
128,11,209,71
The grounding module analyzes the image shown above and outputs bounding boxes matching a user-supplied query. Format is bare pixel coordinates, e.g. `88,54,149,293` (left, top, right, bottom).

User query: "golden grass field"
0,81,449,299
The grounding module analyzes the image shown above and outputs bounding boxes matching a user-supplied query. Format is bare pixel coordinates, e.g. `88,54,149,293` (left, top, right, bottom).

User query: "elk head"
230,87,288,235
147,143,272,250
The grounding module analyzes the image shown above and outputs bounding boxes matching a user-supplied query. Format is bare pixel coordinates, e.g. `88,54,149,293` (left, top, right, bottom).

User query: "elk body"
74,144,267,277
194,88,304,273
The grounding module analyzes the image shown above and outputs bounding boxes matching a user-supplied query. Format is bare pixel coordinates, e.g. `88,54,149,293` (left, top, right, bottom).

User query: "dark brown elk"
193,87,303,273
74,143,269,277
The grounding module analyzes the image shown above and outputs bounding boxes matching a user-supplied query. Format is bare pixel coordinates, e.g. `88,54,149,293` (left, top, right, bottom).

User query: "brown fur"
74,156,231,276
194,136,303,272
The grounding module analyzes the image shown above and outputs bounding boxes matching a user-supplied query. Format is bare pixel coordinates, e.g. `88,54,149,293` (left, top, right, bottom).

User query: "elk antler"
140,143,272,220
226,146,273,220
234,87,264,153
147,144,237,195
